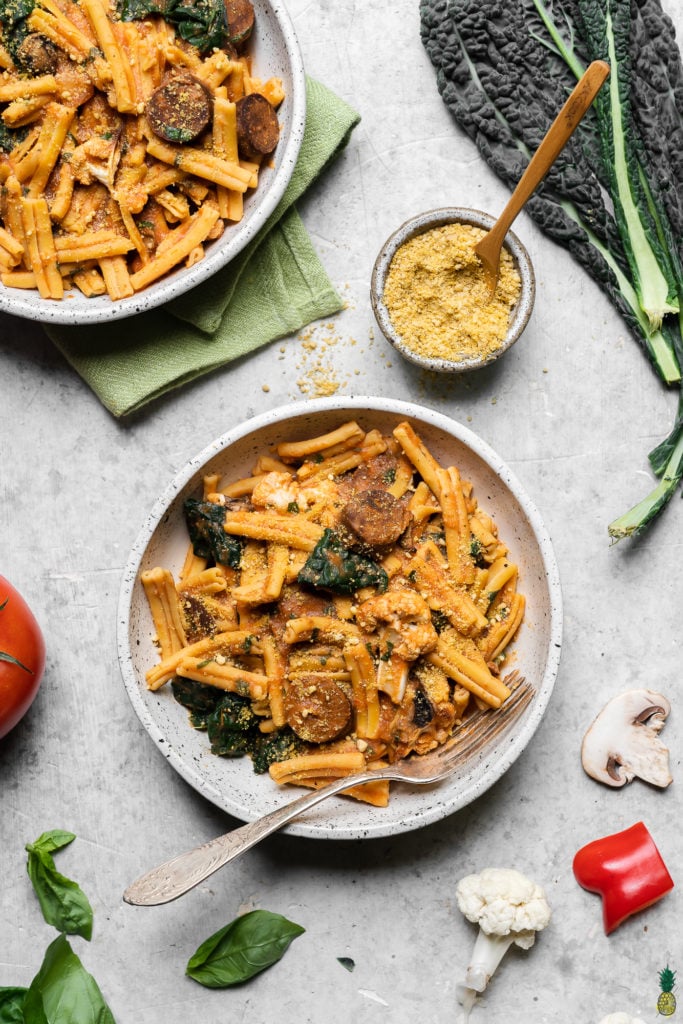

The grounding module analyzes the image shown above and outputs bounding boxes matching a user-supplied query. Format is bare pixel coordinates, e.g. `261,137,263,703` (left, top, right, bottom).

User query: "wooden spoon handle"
484,60,609,245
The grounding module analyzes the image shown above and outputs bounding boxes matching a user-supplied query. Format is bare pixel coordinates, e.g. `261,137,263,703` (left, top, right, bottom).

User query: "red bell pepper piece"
573,821,674,934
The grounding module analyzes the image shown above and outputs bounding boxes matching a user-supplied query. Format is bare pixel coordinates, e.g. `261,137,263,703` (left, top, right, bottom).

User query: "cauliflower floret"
455,868,551,1022
251,472,301,511
456,867,551,936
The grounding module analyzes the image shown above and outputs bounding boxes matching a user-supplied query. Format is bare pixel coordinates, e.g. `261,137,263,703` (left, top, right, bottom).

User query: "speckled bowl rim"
116,396,562,840
370,207,536,372
0,0,306,326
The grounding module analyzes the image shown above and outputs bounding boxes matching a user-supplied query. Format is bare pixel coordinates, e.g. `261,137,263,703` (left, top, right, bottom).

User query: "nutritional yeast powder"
382,222,521,363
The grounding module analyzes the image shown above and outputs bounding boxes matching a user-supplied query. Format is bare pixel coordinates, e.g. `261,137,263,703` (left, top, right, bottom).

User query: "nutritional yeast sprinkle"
382,222,521,363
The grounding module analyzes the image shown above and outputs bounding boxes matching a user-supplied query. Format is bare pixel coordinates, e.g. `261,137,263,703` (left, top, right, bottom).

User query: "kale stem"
608,413,683,540
557,200,681,384
531,0,585,78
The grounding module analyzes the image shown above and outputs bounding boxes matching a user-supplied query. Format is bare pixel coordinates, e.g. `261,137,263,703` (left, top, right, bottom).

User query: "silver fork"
123,675,533,906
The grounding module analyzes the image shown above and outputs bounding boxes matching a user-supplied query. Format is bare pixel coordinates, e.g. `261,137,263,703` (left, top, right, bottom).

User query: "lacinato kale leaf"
420,0,683,539
183,498,243,568
575,0,679,329
187,910,305,988
420,0,682,377
298,529,388,595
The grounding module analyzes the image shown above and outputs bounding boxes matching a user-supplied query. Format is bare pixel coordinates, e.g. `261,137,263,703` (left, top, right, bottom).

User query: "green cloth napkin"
45,78,360,418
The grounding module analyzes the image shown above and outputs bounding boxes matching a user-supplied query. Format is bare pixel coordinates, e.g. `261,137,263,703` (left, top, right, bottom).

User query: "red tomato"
0,575,45,739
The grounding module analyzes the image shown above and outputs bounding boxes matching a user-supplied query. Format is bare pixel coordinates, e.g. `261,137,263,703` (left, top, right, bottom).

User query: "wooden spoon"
474,60,610,294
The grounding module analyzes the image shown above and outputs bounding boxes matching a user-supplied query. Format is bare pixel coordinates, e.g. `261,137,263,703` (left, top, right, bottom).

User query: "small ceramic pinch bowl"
370,207,536,373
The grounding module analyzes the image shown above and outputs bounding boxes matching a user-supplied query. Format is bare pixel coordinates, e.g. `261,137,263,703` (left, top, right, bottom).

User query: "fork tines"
438,676,534,764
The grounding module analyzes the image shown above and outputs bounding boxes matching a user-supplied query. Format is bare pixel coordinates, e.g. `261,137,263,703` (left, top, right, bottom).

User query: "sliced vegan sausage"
146,74,213,144
283,676,352,744
236,92,279,160
226,0,255,48
15,33,59,75
342,489,412,548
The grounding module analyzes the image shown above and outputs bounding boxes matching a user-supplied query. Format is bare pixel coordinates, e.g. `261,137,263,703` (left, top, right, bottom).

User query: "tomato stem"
0,651,33,673
0,595,34,672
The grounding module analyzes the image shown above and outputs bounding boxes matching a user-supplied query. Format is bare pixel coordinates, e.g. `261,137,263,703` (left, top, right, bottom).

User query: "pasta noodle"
141,420,527,807
0,0,284,300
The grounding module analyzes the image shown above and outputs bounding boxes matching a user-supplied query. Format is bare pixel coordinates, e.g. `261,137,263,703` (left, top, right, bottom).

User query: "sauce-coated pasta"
141,420,526,806
0,0,282,300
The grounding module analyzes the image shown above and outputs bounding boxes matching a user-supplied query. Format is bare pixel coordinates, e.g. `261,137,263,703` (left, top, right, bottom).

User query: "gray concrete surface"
2,2,682,1021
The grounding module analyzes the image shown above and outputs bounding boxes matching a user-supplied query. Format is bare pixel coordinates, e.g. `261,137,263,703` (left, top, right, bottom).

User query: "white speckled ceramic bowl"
370,208,536,372
0,0,306,326
117,397,562,839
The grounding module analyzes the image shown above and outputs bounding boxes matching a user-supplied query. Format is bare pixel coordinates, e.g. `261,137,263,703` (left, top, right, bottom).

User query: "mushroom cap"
581,688,672,789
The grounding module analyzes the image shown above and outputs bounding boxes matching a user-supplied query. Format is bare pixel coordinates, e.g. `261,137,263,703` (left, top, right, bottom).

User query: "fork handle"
123,771,377,906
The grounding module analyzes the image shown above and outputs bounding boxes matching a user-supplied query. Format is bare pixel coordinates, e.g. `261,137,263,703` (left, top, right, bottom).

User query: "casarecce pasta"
0,0,283,300
141,420,526,806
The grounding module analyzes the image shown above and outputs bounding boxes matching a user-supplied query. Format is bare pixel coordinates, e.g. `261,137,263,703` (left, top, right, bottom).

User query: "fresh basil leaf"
0,988,27,1024
21,935,115,1024
25,831,94,941
186,909,305,988
337,956,355,972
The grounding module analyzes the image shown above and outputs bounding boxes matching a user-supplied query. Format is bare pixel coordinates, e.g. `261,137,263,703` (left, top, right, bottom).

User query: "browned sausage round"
146,74,213,144
15,34,58,75
283,676,352,744
236,93,279,160
342,489,412,548
226,0,254,48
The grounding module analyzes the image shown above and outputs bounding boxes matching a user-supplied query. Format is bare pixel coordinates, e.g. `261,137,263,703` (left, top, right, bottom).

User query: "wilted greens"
172,678,305,769
183,498,244,568
0,0,34,56
298,529,388,594
119,0,229,52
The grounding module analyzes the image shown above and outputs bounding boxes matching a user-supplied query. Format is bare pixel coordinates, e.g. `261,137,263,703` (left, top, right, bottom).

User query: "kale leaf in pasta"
183,498,243,568
298,529,388,595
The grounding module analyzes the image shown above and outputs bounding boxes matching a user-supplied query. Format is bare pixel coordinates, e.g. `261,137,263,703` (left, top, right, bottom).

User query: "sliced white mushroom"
581,689,672,788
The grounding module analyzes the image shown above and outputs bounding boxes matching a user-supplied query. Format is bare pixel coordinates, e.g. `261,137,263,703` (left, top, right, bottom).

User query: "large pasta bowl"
117,397,563,840
0,0,306,326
